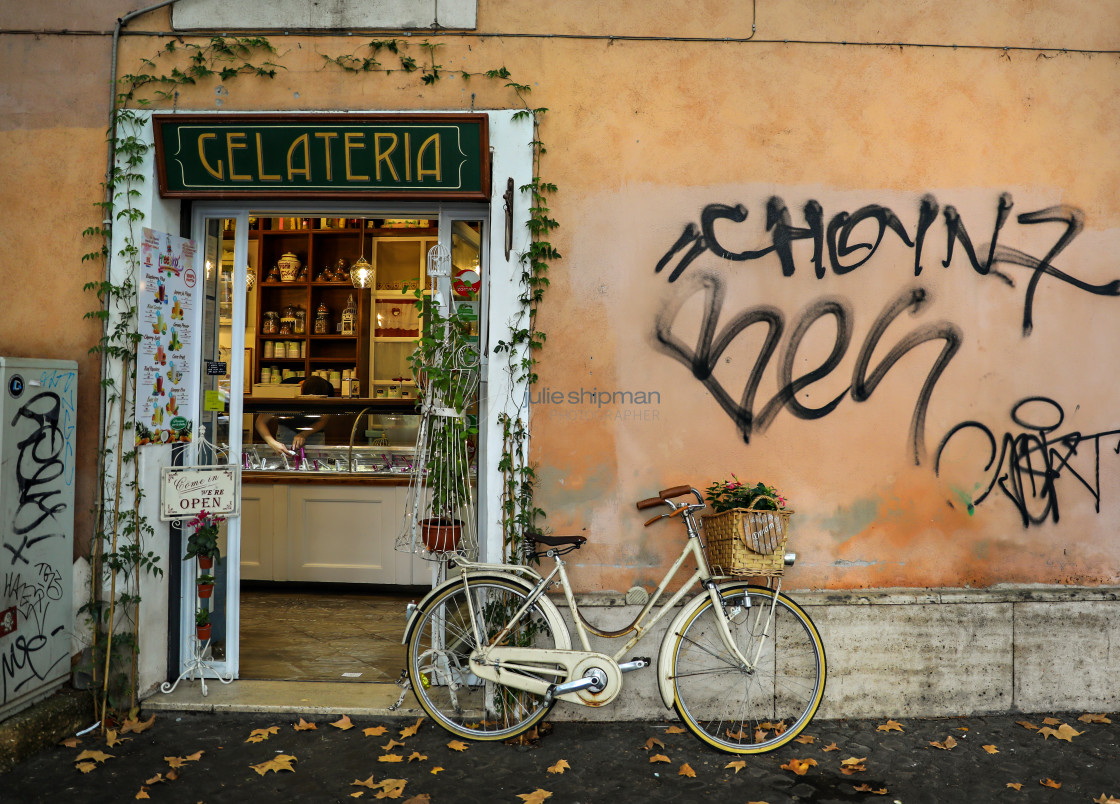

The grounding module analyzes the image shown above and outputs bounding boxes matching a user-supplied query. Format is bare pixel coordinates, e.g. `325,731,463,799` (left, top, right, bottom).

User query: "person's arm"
292,414,330,450
254,413,292,455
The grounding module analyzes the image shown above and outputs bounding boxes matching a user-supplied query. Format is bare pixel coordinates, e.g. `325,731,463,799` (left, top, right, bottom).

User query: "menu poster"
135,227,198,446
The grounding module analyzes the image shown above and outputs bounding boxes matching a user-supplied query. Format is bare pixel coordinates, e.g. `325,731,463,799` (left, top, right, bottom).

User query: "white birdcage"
397,245,480,561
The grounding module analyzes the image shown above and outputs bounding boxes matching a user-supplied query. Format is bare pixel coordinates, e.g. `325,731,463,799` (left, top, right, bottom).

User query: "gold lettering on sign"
255,133,281,181
197,133,224,180
226,132,251,181
374,133,400,182
404,131,411,182
315,132,338,181
417,133,441,183
345,132,370,181
287,134,311,181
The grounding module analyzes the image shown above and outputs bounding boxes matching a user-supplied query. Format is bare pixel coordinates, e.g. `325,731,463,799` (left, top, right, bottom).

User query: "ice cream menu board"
135,228,197,445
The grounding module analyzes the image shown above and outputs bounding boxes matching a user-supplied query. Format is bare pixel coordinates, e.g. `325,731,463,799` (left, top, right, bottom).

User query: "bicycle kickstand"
388,668,411,711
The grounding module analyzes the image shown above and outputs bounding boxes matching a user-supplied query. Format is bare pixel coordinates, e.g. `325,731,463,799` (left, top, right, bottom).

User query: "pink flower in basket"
705,475,787,512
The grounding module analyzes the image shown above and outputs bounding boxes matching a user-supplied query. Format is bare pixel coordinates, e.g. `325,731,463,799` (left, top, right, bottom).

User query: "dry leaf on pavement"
982,745,999,754
929,736,957,750
403,796,431,804
1040,778,1062,789
649,754,671,764
679,763,696,777
852,784,888,795
144,774,166,785
1042,717,1061,725
726,760,746,774
822,742,839,752
1015,721,1037,731
665,725,687,734
876,720,904,733
120,714,156,734
331,715,355,730
794,734,816,744
382,739,406,751
517,790,552,804
400,717,425,739
430,767,444,774
1038,724,1082,742
839,757,867,775
364,726,389,737
246,726,280,743
378,754,404,763
547,759,569,774
76,749,114,765
1092,796,1120,804
135,787,150,799
780,758,817,776
353,776,378,789
407,752,427,763
1080,713,1112,724
294,718,317,731
374,778,407,799
251,754,297,775
105,730,129,748
60,737,80,748
1006,782,1023,791
447,740,469,752
75,762,98,774
644,737,664,750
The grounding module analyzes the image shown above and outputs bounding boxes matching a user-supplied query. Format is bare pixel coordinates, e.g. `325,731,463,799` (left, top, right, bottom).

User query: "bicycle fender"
401,572,572,651
656,582,757,710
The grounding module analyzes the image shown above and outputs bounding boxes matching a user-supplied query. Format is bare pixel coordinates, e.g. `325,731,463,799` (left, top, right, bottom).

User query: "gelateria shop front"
151,112,527,691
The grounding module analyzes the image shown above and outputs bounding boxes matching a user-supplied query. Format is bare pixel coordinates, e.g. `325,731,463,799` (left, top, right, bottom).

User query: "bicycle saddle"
525,532,587,548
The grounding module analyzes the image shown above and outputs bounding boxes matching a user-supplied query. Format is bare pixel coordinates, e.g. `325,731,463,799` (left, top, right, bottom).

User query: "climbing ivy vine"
86,34,556,712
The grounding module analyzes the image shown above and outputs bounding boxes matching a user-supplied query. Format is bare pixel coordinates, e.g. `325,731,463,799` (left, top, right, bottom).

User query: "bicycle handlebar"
636,484,697,511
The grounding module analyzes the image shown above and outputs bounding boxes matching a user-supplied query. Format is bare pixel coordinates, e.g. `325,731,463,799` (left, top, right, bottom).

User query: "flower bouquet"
701,475,793,576
184,511,223,569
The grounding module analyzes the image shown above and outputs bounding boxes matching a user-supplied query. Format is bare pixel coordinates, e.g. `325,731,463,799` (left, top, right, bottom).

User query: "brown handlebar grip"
644,507,686,527
636,497,663,510
659,485,693,500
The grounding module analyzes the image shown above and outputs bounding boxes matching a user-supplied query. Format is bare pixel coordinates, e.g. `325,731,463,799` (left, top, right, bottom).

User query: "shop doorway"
185,207,487,683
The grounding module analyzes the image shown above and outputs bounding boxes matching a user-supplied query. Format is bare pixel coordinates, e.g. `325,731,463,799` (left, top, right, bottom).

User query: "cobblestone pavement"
3,709,1118,803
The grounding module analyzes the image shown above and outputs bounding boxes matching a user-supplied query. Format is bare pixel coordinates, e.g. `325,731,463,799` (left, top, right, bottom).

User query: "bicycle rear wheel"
406,577,565,741
668,585,826,753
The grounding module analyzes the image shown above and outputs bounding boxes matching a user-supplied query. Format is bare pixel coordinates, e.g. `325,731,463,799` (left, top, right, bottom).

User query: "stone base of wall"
548,586,1120,722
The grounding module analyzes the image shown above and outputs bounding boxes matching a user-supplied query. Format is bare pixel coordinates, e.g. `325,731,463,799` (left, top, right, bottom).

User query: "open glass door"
182,209,249,679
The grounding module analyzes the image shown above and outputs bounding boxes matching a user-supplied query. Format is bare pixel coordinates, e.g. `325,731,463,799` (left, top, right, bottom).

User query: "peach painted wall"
2,1,1117,591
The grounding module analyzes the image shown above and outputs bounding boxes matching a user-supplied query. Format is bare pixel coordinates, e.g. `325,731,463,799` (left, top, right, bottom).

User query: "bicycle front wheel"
668,585,826,753
407,577,566,741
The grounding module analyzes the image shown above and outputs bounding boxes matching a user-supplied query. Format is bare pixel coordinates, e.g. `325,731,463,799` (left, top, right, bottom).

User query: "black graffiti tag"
654,275,961,465
655,194,1119,336
935,397,1120,527
4,392,67,566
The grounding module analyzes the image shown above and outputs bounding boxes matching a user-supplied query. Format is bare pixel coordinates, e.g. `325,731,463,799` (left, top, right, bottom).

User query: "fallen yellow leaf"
60,736,80,748
402,796,431,804
1040,778,1062,789
447,740,469,752
644,737,664,750
840,756,867,766
794,734,816,744
1080,713,1112,724
517,790,552,804
1016,721,1038,731
725,727,748,741
351,794,364,800
430,767,444,774
1038,724,1083,742
364,726,389,737
135,787,150,799
929,736,957,750
547,759,569,774
105,730,129,748
75,750,114,764
374,778,407,799
183,750,204,762
983,745,999,754
246,726,280,743
250,754,297,775
1092,795,1120,804
780,758,817,776
955,727,969,732
144,774,166,785
679,763,696,777
120,714,156,734
382,739,406,751
1006,782,1023,791
378,754,404,763
840,764,867,776
876,720,904,733
726,760,746,774
399,717,425,739
1042,717,1061,725
822,742,839,752
352,776,378,789
407,752,427,762
650,754,671,764
852,784,888,795
294,718,317,731
665,725,687,734
75,762,97,774
331,715,355,730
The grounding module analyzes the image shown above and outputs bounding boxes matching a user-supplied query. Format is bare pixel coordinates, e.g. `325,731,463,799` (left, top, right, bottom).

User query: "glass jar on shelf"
314,302,331,334
280,304,297,335
262,311,279,334
293,306,306,335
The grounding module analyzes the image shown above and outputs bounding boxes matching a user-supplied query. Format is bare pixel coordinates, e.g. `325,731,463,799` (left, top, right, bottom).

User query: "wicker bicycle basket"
701,497,793,577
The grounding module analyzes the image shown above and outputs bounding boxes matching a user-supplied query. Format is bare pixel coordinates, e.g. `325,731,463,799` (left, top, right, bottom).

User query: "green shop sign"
153,114,489,199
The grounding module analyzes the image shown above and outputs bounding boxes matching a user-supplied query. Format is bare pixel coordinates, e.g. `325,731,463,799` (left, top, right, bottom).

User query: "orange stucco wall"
2,2,1117,588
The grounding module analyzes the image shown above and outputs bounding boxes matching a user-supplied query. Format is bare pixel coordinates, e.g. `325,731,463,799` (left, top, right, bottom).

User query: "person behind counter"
254,375,334,455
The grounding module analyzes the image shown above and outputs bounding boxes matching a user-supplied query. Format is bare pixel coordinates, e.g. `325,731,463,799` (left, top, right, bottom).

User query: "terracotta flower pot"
420,519,462,553
197,583,214,599
198,556,214,570
196,623,212,641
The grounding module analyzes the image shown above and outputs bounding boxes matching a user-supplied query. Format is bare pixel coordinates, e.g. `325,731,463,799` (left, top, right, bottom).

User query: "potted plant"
195,607,212,641
184,511,223,569
409,288,479,554
196,574,215,599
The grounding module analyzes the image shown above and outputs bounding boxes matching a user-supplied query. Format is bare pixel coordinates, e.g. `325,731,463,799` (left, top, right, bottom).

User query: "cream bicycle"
402,484,826,753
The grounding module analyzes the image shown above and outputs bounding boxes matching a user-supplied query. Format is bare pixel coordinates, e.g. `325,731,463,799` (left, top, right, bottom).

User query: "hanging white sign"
160,465,241,520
